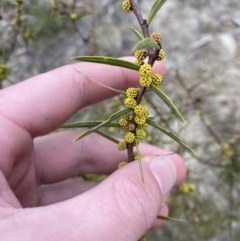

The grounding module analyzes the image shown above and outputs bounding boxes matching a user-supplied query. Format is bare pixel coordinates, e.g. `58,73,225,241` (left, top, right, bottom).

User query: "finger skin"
34,130,186,186
0,58,165,137
40,179,96,206
1,159,179,241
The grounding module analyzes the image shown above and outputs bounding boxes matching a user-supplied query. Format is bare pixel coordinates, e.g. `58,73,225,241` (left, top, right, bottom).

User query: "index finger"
0,58,165,137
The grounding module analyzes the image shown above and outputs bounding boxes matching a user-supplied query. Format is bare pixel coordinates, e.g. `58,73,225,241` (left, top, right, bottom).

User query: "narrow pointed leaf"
150,84,185,123
73,108,131,141
94,130,119,144
132,38,160,53
147,0,168,25
71,56,139,71
136,144,144,184
60,121,120,129
75,69,125,95
157,215,187,222
129,26,144,40
146,118,195,155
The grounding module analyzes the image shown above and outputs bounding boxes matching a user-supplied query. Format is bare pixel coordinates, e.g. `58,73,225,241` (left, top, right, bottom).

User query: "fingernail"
144,156,176,198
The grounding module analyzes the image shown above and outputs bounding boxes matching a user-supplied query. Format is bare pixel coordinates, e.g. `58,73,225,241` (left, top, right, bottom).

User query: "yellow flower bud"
70,13,78,21
117,141,127,151
136,128,146,139
122,0,132,12
134,151,142,160
118,161,127,168
179,182,196,194
157,49,165,61
0,64,10,81
135,116,146,126
134,105,149,118
135,59,145,66
119,117,128,127
151,73,163,86
134,49,147,61
151,32,162,43
124,97,137,109
126,87,139,99
125,132,135,143
139,63,152,77
139,76,152,87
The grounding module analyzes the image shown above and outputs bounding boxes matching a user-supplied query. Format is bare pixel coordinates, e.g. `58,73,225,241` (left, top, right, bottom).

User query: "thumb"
63,155,177,240
8,156,178,241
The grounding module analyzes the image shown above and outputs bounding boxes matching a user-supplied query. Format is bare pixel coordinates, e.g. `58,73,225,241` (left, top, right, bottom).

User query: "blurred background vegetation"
1,0,240,240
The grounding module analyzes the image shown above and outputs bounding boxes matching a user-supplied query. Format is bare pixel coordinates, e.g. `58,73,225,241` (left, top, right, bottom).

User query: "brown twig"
127,1,160,162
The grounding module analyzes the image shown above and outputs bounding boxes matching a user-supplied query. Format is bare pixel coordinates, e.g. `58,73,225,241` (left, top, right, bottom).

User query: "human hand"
0,58,186,241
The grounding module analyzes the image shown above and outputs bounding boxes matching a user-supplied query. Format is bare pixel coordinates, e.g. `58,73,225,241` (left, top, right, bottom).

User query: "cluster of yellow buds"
118,161,127,168
117,92,149,153
119,4,166,166
151,32,161,43
139,64,153,87
133,151,141,160
139,63,163,87
134,49,147,66
157,49,165,61
150,32,165,61
178,182,196,194
122,0,132,12
117,141,127,151
0,64,10,82
69,13,78,21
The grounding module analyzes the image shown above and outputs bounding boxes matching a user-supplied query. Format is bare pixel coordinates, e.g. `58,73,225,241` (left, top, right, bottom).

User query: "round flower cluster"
117,141,127,151
133,151,142,160
136,128,146,139
126,87,139,99
122,113,131,120
135,59,144,66
157,49,165,61
121,123,135,132
122,0,132,12
134,49,147,61
151,73,163,86
119,117,128,127
118,161,127,168
125,132,135,143
70,13,78,21
119,114,135,132
0,64,10,81
178,182,196,194
134,105,149,118
139,76,152,87
138,123,147,129
139,63,152,77
151,32,162,43
135,116,146,126
124,97,137,109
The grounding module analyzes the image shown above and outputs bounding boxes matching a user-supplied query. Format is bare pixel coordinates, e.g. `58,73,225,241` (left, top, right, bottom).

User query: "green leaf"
94,130,119,144
150,84,185,123
146,118,195,155
129,26,144,40
71,56,139,71
147,0,168,25
132,38,160,53
157,215,187,222
73,108,131,141
60,121,120,129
